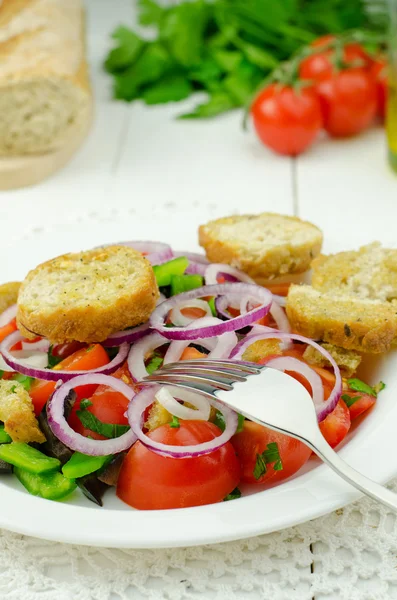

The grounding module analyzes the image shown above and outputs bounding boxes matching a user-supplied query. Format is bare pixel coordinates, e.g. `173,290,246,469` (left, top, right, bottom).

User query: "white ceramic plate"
0,217,395,549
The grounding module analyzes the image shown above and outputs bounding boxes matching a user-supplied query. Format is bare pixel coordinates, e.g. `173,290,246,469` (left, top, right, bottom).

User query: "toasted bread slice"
0,281,20,315
17,245,159,343
311,242,397,302
302,342,362,377
198,213,323,280
0,380,45,443
286,285,397,354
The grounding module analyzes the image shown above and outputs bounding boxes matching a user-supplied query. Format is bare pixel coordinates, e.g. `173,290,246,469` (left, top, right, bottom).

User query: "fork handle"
308,430,397,512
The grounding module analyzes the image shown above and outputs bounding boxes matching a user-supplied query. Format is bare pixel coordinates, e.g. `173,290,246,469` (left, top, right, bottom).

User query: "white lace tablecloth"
1,1,397,598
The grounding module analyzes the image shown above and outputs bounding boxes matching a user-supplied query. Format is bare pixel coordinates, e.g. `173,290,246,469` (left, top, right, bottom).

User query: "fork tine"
154,366,247,384
161,360,262,375
144,372,234,392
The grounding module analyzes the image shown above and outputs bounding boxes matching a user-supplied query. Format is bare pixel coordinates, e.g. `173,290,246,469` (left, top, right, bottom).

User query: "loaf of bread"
0,0,91,156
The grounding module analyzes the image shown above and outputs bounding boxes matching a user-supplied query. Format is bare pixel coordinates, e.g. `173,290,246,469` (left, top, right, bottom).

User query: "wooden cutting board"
0,112,92,191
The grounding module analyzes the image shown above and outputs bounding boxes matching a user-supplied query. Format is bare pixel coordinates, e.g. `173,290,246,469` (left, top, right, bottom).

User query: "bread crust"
199,213,323,280
0,282,21,315
286,285,397,354
17,246,159,343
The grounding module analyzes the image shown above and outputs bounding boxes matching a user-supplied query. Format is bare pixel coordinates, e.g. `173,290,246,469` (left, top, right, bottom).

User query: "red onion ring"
0,304,17,328
103,323,150,348
205,264,254,285
150,283,273,341
265,356,324,407
127,332,169,381
155,386,211,421
47,374,137,455
21,338,51,352
230,332,342,422
0,331,129,382
173,251,209,265
127,384,238,458
117,241,173,265
170,299,212,327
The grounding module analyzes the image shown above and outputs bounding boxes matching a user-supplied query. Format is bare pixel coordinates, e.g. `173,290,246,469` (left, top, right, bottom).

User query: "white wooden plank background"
1,1,396,597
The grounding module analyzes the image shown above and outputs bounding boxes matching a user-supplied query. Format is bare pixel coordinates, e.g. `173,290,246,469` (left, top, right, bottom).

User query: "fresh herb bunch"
105,0,386,118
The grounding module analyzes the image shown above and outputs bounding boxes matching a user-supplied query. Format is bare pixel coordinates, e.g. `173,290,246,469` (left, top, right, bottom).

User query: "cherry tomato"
68,362,133,439
319,399,351,448
251,84,323,156
117,421,241,509
29,344,110,415
370,58,388,119
180,347,207,361
231,421,312,485
299,35,372,83
342,391,376,421
316,68,377,137
51,341,86,360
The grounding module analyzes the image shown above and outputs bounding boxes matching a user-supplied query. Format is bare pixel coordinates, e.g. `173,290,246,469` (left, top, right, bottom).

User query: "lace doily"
0,482,396,600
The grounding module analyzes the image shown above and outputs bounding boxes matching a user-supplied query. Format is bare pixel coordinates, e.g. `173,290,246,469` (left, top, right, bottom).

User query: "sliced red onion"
21,339,51,352
117,241,173,265
205,264,254,285
0,304,17,328
157,293,166,305
155,386,211,421
269,302,291,334
0,331,129,382
103,323,150,348
150,283,272,341
12,350,49,369
265,356,324,407
173,251,209,265
272,294,287,308
170,299,212,327
127,385,238,458
163,318,238,364
127,332,169,381
231,332,342,422
47,374,137,456
185,262,207,276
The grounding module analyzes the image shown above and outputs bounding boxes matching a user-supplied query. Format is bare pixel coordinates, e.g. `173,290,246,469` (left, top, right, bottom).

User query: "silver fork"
144,359,397,512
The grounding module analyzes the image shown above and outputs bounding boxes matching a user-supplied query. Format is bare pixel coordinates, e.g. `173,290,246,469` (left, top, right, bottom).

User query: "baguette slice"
0,0,91,156
311,242,397,302
302,343,362,377
0,281,20,315
286,284,397,354
199,213,323,280
17,246,159,344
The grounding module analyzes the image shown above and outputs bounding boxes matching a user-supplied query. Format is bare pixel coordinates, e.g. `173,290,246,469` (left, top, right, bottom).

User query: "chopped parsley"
80,398,93,410
223,487,241,502
253,442,283,480
146,353,163,374
76,408,130,439
47,345,63,369
0,370,4,379
10,385,17,394
170,416,180,428
213,409,245,433
347,378,386,398
341,394,361,408
12,374,34,391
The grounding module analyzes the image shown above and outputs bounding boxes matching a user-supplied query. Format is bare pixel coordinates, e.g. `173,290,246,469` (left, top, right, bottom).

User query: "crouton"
242,339,282,363
286,285,397,354
0,281,20,315
17,245,159,343
311,242,397,302
198,212,323,280
0,380,45,443
303,342,362,377
144,401,172,431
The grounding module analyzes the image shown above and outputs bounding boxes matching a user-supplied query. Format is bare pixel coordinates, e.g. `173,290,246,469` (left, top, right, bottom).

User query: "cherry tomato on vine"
251,84,323,156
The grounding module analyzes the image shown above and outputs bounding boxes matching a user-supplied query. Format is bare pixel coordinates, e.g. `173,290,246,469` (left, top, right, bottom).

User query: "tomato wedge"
319,399,351,448
29,344,110,415
342,391,376,421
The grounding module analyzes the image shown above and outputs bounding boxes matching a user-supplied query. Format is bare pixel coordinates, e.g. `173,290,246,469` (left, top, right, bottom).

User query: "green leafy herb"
47,345,63,369
179,91,237,119
170,416,180,428
10,385,17,394
76,410,130,439
0,370,4,379
142,73,192,104
105,26,145,73
341,393,361,408
253,442,283,480
213,409,244,433
146,353,163,375
223,487,241,501
347,378,385,398
80,398,93,410
12,374,34,392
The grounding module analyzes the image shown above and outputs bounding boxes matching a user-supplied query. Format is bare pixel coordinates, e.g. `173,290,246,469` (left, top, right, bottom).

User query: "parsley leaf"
80,398,93,410
223,487,241,501
253,442,283,480
47,345,63,369
341,393,361,408
76,410,130,439
104,26,145,73
142,73,192,105
213,409,244,433
0,370,4,379
347,378,386,398
12,374,34,391
170,416,180,428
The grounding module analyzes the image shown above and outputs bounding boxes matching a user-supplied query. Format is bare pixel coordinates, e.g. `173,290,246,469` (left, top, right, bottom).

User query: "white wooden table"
0,2,397,598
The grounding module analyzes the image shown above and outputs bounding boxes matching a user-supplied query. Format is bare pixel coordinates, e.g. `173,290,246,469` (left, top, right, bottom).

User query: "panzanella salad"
0,237,384,510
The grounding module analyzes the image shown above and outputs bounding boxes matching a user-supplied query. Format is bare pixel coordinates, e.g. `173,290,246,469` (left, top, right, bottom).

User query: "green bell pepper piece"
152,257,189,287
0,443,60,473
0,425,11,444
14,467,77,500
62,452,113,480
170,274,204,296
